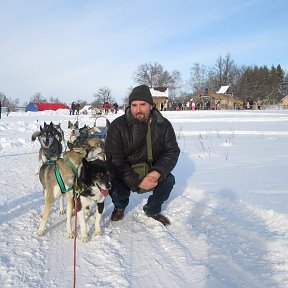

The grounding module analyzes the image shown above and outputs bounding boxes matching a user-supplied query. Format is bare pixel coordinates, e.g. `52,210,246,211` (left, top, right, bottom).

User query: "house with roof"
281,95,288,109
216,85,231,95
196,85,243,110
149,87,169,111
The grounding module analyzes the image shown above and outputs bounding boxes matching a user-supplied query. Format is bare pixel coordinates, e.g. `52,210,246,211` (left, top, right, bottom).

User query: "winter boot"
143,204,170,226
151,214,171,226
111,207,125,221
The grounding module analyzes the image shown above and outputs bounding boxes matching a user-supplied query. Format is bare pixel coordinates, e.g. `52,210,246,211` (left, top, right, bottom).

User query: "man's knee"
164,173,175,187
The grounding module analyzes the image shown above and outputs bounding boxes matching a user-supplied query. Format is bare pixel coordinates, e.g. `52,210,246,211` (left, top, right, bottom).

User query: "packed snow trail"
1,110,288,287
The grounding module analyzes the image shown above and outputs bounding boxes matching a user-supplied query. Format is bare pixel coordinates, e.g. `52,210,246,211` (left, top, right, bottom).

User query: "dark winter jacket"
105,107,180,191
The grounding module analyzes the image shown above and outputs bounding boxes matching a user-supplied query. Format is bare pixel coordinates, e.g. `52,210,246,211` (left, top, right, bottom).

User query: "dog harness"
47,160,74,193
63,155,78,175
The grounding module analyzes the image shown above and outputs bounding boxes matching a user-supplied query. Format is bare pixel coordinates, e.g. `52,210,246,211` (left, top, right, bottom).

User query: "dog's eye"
95,174,102,180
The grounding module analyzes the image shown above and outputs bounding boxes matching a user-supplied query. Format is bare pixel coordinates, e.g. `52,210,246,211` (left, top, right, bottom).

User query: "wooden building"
281,95,288,109
196,86,244,110
150,87,169,111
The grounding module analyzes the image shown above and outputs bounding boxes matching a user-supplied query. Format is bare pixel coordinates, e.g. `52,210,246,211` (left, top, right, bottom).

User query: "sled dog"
32,122,63,175
67,120,104,150
76,158,110,242
36,146,103,238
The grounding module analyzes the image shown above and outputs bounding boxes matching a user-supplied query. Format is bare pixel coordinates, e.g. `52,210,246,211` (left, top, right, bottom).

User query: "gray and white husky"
37,146,105,240
32,122,66,214
32,122,64,175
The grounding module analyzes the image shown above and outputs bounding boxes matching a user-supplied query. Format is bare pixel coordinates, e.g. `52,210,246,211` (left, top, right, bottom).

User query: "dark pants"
109,173,175,216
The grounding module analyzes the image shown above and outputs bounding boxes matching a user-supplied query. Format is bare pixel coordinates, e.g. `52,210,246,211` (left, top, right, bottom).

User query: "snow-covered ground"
0,109,288,288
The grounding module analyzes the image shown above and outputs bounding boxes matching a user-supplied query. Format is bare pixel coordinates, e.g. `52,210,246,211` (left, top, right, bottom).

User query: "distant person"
192,101,196,111
75,103,80,114
113,102,119,114
164,101,167,111
103,102,109,115
105,84,180,226
71,102,76,115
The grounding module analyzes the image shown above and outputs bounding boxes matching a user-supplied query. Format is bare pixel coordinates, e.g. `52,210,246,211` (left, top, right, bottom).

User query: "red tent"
25,102,69,112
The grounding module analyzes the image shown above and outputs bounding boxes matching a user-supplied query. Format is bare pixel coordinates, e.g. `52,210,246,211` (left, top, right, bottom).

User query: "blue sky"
0,0,287,105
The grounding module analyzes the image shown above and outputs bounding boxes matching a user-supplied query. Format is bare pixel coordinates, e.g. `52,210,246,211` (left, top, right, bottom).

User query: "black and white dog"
77,158,110,242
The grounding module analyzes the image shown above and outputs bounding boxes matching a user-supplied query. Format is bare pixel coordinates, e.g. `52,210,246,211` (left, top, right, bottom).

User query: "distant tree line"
1,52,288,109
0,92,20,110
133,54,288,106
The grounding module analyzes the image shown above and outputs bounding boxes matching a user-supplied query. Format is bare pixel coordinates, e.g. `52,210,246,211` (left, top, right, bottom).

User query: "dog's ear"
75,121,79,128
40,125,43,132
73,146,87,156
49,122,54,127
31,131,40,141
93,159,108,174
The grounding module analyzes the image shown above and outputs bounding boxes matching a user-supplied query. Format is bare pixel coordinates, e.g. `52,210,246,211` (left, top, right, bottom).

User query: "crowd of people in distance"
70,101,119,116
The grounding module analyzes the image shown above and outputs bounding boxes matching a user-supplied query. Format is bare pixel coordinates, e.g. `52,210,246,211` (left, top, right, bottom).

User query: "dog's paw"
66,232,74,239
80,235,89,242
36,229,44,236
94,230,102,236
59,209,65,216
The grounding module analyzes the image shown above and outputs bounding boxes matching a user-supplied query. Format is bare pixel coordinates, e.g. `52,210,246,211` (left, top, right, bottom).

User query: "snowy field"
0,108,288,288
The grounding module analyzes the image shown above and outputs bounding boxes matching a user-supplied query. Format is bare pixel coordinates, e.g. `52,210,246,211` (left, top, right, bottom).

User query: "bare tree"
93,87,114,105
169,70,182,99
210,53,238,90
188,63,208,95
30,92,47,103
0,93,20,110
48,97,61,103
133,62,182,95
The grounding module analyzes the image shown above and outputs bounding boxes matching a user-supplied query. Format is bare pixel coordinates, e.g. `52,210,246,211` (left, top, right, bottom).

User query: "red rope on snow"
73,196,79,288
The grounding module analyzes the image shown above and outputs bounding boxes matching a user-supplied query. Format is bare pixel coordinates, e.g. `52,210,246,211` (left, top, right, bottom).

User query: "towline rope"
73,191,80,288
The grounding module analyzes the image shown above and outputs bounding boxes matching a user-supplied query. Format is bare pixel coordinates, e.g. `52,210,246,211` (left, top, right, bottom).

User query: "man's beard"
133,112,149,123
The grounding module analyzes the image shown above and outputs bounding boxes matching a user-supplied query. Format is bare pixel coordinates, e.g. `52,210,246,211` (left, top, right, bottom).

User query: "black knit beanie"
129,85,153,105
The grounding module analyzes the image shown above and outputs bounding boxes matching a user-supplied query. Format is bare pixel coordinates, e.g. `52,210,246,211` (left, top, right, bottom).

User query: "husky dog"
76,158,110,242
32,122,63,175
52,122,66,150
67,120,104,151
32,122,66,215
37,146,103,238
